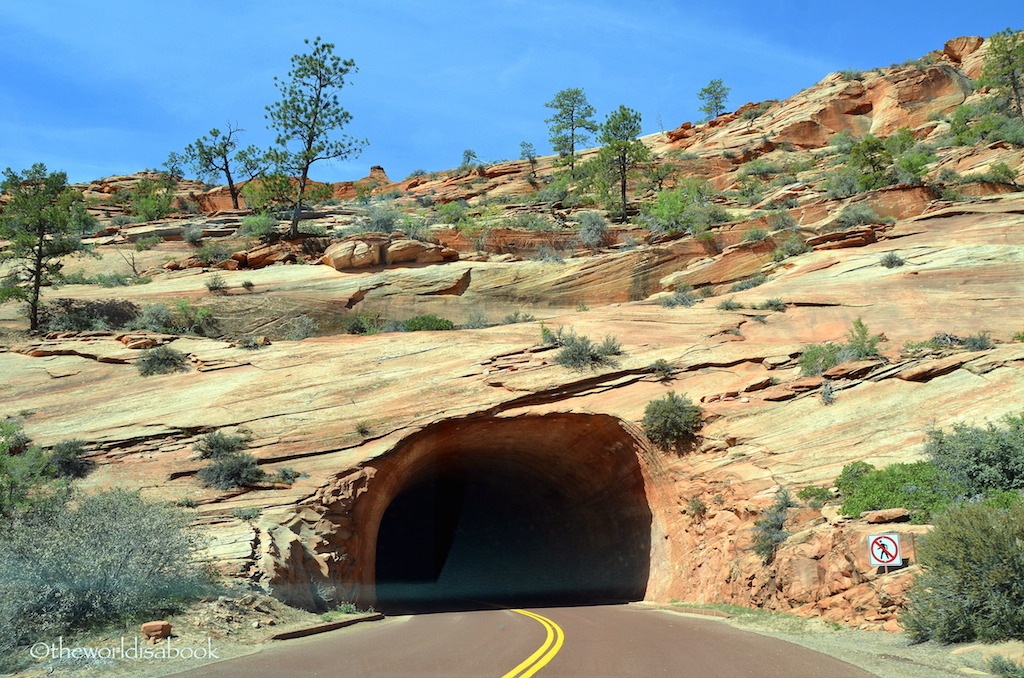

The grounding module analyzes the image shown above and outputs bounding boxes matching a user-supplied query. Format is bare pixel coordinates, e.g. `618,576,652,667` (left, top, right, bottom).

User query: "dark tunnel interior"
373,452,651,613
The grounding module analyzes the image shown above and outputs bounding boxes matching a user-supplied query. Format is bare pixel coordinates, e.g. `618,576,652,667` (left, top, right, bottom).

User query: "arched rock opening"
350,413,657,612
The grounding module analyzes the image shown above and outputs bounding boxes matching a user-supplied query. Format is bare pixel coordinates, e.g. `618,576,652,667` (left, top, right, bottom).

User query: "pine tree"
0,164,93,331
265,37,367,238
180,124,268,209
596,106,651,221
979,28,1024,117
544,88,599,173
697,79,731,121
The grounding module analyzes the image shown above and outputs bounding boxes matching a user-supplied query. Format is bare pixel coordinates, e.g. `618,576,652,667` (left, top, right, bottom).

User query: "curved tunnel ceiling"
352,413,655,613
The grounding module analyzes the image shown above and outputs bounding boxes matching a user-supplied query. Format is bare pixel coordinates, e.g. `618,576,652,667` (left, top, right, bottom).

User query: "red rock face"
258,413,661,611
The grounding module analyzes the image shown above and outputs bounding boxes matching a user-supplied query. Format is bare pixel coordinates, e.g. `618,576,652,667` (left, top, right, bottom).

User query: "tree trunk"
618,152,628,223
29,226,45,331
225,169,239,210
289,169,309,239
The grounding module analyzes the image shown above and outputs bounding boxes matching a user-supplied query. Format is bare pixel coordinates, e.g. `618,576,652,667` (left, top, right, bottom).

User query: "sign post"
868,533,902,568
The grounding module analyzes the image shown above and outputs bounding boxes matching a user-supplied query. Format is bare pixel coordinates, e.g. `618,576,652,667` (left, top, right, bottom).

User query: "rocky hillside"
2,35,1023,632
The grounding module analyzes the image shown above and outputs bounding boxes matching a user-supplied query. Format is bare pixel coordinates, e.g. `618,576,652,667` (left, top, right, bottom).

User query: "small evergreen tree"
265,37,368,237
979,28,1024,117
0,164,93,331
180,124,268,209
697,79,731,121
596,105,651,221
520,141,538,174
544,88,599,173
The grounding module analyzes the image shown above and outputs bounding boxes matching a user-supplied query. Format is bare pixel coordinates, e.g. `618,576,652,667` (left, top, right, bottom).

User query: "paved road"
170,604,877,678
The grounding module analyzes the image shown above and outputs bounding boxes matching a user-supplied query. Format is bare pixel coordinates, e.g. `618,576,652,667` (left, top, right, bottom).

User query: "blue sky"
1,1,1019,185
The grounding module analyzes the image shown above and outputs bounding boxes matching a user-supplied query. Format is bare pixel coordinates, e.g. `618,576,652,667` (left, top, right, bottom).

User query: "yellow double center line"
501,609,565,678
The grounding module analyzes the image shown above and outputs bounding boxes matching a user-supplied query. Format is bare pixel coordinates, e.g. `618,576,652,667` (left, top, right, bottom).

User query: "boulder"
140,620,171,640
247,244,296,269
861,508,911,523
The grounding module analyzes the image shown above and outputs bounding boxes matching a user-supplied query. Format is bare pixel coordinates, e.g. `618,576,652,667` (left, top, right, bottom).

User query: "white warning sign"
868,533,902,567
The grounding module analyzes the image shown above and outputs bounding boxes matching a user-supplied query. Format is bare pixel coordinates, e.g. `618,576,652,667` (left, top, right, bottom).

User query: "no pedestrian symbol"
868,534,902,567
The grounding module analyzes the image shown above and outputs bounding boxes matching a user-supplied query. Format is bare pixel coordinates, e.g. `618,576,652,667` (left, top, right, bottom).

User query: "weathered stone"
861,508,911,523
141,621,171,640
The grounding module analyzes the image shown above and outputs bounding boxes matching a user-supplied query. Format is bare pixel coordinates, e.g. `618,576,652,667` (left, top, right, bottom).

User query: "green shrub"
205,273,227,293
136,345,190,376
717,297,743,310
839,68,863,81
641,391,702,449
642,179,730,234
508,212,554,231
902,503,1024,643
799,317,882,375
48,439,93,479
650,358,675,381
553,330,623,371
241,279,255,291
533,244,565,263
660,290,696,308
766,210,796,230
838,460,952,522
355,421,372,437
963,332,993,351
460,311,490,329
436,200,469,224
687,495,709,519
926,412,1024,498
502,310,536,324
578,211,608,248
880,252,905,268
272,467,301,484
364,204,403,233
0,489,211,669
799,343,844,375
134,235,164,251
845,316,883,358
196,243,230,264
197,452,265,490
828,130,858,155
987,655,1024,678
741,158,783,176
183,224,204,245
238,213,279,237
729,272,767,292
797,486,832,508
129,177,175,222
947,101,1024,148
0,419,31,455
231,506,262,521
404,314,455,331
751,488,795,562
835,203,885,229
110,214,136,227
285,315,319,340
742,226,769,243
93,272,131,287
822,166,862,198
194,430,249,459
835,460,875,495
38,298,140,332
756,298,786,312
772,233,810,261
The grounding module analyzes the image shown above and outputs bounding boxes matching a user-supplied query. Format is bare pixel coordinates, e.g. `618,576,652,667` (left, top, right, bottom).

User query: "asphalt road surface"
169,604,878,678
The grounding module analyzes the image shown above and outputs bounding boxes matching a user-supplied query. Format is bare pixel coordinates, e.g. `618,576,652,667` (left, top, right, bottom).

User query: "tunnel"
351,413,655,613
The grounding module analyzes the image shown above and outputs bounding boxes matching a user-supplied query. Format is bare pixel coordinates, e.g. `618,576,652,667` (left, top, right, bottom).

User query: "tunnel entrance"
364,414,653,613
